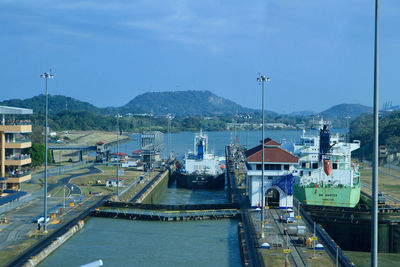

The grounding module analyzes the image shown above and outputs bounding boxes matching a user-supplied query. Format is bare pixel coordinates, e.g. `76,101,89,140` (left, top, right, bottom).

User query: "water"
40,129,348,266
110,129,321,158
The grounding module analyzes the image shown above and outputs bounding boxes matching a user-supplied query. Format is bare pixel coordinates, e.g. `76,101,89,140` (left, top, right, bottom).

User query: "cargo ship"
175,130,225,189
290,119,361,207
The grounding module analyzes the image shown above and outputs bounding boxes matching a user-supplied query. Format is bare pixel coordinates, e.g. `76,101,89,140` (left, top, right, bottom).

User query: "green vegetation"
28,143,52,167
350,111,400,160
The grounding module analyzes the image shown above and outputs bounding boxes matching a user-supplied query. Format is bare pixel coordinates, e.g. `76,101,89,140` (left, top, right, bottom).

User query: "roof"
132,149,142,154
245,138,298,163
0,106,33,115
263,138,281,146
111,152,128,156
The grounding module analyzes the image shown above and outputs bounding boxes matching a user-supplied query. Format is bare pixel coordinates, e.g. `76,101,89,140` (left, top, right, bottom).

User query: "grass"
359,163,400,204
344,250,400,267
0,238,37,264
70,166,148,196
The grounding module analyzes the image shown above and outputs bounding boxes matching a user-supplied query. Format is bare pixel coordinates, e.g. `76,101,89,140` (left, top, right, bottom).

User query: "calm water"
39,218,240,267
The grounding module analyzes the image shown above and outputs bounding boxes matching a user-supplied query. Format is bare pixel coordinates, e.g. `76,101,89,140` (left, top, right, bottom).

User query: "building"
245,138,298,209
0,106,33,192
141,131,164,166
106,178,124,187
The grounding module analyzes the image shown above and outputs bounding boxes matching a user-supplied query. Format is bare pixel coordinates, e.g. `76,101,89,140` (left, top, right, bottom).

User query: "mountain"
0,94,101,114
120,90,258,116
286,110,316,117
318,103,372,119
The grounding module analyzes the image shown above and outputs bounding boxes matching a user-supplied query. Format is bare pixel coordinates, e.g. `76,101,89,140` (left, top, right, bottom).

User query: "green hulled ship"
290,119,361,208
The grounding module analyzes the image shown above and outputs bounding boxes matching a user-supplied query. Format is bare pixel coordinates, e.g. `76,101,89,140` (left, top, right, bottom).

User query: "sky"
0,0,399,114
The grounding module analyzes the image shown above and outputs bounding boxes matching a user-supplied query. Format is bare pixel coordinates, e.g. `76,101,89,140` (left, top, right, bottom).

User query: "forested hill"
0,94,101,114
120,90,259,116
319,103,372,119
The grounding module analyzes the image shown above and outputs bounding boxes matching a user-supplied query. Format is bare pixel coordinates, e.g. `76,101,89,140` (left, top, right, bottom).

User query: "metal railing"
5,154,31,160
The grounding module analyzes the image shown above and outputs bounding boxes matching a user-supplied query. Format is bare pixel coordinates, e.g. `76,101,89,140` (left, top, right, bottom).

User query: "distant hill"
120,90,258,116
0,94,101,114
286,110,316,117
319,103,372,119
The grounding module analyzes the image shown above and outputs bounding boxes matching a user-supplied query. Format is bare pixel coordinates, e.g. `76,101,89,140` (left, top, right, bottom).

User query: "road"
48,165,102,195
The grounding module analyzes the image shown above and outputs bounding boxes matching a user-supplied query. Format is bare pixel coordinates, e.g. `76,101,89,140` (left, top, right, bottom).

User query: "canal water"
40,129,347,266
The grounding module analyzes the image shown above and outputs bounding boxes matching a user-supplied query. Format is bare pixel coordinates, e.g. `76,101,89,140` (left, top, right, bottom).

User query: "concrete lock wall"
318,219,394,253
22,220,85,267
140,170,169,204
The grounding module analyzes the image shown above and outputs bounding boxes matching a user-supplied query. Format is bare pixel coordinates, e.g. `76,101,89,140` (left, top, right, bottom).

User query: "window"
333,163,338,169
309,171,311,176
256,164,262,170
312,163,318,169
302,162,306,168
300,171,303,176
265,164,281,170
284,164,289,170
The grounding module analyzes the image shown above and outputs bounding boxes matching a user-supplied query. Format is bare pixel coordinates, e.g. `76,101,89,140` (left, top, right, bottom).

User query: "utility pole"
257,74,270,238
371,1,379,266
41,71,54,233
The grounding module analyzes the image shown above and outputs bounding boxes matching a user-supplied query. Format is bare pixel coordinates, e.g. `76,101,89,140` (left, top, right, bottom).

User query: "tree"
29,143,52,167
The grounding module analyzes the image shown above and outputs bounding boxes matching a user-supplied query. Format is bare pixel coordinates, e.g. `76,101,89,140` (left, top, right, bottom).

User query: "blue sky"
0,0,399,113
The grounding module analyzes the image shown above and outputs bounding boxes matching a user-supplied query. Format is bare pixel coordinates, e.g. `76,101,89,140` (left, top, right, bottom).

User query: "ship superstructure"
292,118,361,207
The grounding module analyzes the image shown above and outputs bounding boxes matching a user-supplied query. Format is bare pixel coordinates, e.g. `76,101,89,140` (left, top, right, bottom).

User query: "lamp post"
41,71,54,232
257,73,270,238
116,113,121,201
371,1,379,266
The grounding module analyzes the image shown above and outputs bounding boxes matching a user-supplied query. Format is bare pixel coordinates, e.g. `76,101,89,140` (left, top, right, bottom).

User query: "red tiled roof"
132,149,142,154
245,138,298,163
263,138,281,146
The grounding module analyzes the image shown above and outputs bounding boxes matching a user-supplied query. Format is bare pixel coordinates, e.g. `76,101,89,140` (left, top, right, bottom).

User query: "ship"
175,130,226,189
290,118,361,208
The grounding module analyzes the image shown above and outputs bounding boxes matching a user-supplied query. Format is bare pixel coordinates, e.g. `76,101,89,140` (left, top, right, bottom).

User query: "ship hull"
175,173,225,189
294,183,361,208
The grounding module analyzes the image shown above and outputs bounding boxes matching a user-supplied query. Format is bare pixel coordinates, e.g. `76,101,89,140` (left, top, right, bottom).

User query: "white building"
106,178,124,187
245,138,299,209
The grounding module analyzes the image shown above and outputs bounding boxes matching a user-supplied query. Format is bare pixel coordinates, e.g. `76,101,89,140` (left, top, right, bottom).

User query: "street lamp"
116,113,121,201
41,71,54,233
257,73,270,239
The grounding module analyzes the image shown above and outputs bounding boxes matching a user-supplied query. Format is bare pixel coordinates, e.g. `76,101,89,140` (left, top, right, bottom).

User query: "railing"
5,154,31,160
5,139,31,144
1,120,31,126
5,171,31,178
294,198,355,267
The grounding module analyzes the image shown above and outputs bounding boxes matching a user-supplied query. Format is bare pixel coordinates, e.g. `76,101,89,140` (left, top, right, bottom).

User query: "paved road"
47,165,102,195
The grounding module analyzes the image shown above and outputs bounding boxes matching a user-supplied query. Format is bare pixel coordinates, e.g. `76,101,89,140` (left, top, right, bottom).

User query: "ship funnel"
319,125,330,160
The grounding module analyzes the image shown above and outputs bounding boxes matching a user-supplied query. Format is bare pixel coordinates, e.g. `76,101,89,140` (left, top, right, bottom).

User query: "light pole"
116,114,121,201
41,71,54,232
257,73,270,238
371,0,379,266
245,115,252,149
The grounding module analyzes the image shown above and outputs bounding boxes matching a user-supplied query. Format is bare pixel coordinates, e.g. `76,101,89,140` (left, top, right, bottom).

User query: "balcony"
6,173,32,183
4,154,31,166
5,141,32,149
0,121,32,133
